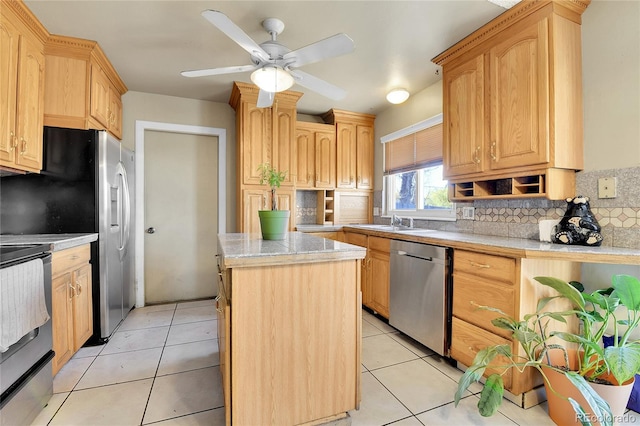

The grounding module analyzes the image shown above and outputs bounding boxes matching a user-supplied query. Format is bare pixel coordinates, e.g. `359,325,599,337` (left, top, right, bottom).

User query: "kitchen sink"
349,224,435,235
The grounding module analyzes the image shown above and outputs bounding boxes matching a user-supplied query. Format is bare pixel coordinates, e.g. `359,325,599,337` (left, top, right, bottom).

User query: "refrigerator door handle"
116,162,131,255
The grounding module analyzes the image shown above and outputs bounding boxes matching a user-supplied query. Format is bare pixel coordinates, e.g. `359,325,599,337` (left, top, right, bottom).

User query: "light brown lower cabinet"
367,236,390,319
51,244,93,376
451,248,580,398
218,260,361,425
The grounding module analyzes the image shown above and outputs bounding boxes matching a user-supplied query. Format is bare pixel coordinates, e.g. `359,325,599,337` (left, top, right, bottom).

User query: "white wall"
121,91,237,231
581,0,640,171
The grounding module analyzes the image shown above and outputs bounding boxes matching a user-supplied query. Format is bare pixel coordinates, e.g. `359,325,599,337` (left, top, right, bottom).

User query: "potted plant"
257,162,289,240
454,276,615,426
535,274,640,423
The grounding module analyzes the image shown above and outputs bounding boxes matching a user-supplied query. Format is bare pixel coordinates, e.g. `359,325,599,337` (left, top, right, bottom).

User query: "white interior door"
144,130,218,304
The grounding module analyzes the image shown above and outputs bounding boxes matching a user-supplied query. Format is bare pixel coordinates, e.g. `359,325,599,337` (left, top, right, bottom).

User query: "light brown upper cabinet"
1,1,47,173
44,35,127,140
295,121,336,189
230,82,302,232
322,109,375,190
433,0,590,200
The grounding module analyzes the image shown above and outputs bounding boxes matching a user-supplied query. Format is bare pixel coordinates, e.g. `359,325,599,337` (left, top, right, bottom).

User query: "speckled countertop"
0,233,98,251
295,224,639,265
218,232,366,268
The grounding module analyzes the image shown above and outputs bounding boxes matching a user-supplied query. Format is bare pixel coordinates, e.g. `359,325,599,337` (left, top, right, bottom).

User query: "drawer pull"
470,261,490,269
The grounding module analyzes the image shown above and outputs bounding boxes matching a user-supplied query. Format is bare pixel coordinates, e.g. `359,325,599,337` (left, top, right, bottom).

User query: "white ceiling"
25,1,507,116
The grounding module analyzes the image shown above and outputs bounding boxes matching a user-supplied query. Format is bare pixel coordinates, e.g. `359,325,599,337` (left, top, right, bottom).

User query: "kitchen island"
216,232,366,426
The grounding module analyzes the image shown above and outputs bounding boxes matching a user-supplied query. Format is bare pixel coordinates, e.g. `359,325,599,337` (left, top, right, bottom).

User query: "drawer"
454,250,515,284
453,273,515,339
343,232,367,248
451,317,513,390
52,244,90,276
368,236,390,253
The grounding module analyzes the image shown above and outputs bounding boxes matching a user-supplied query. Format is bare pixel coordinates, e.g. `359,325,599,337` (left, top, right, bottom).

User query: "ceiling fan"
181,10,355,108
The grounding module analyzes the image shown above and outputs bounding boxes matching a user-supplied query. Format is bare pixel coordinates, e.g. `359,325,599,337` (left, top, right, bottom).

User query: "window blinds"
384,123,443,175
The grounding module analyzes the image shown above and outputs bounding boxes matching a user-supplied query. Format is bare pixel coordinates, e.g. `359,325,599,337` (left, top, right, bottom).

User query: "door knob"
146,227,155,234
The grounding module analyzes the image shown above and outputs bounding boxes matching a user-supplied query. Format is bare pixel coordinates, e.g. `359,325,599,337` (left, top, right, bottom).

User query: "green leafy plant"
257,163,287,210
538,274,640,386
454,276,614,425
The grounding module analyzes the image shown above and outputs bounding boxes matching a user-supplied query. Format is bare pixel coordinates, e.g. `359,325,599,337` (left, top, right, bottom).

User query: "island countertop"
0,233,98,252
217,232,366,268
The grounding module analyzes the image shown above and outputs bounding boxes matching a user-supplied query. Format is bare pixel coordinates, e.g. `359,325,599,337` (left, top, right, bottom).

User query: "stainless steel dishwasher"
389,240,450,356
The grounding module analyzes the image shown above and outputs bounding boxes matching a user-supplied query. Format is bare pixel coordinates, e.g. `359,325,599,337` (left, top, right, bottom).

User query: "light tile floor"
32,301,640,425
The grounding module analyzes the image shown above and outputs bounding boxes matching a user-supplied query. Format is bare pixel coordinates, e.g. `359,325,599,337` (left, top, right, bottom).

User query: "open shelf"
317,190,335,225
448,168,575,201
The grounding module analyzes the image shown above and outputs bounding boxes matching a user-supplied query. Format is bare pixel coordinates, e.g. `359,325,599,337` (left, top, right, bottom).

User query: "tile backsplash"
296,190,318,225
373,166,640,249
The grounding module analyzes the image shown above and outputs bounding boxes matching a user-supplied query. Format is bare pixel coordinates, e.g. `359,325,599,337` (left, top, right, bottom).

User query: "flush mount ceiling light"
487,0,522,9
250,65,295,93
386,88,410,104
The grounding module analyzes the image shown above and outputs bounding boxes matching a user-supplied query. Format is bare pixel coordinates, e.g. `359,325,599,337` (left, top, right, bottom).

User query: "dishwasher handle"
395,250,433,262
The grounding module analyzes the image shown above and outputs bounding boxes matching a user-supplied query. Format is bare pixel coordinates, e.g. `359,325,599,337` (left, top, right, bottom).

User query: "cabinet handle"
8,132,15,152
474,146,481,164
20,138,27,155
350,176,354,183
490,142,497,161
76,282,82,296
470,261,491,269
69,283,76,300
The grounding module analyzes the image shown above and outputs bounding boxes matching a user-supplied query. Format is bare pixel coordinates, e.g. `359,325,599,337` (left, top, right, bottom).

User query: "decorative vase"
258,210,290,240
542,348,634,426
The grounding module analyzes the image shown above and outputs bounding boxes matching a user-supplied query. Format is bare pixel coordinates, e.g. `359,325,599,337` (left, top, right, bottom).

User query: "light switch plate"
598,177,617,199
373,207,380,216
462,207,475,220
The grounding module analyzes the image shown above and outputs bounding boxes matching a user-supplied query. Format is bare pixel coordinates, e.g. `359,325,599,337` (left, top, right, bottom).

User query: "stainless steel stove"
0,243,54,425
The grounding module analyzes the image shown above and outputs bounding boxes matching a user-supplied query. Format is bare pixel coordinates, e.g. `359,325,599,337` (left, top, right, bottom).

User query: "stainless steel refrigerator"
0,127,135,343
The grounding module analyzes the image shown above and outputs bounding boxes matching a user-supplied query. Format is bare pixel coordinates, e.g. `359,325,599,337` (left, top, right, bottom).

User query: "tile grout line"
138,303,178,425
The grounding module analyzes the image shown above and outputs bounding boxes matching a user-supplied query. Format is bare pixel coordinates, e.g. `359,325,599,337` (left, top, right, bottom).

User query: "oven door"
0,253,54,424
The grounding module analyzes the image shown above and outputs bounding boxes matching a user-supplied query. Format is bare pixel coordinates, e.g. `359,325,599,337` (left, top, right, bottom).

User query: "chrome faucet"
390,215,413,229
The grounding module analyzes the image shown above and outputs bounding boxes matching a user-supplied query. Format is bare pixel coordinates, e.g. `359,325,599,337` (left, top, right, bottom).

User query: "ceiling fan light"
386,88,410,104
251,66,294,93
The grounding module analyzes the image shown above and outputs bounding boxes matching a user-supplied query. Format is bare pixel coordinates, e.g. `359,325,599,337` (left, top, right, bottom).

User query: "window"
382,114,455,221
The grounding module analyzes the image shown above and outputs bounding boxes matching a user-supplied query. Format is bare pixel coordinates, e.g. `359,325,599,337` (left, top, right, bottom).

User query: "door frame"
134,120,226,308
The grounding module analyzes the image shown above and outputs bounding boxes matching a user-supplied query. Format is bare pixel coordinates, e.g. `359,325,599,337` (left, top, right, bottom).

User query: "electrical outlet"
373,207,380,216
598,177,617,199
462,207,475,220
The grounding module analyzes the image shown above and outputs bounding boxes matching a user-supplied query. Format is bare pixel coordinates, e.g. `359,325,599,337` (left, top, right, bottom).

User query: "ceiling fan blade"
257,89,275,108
202,10,270,62
289,70,347,100
283,33,355,68
181,64,258,78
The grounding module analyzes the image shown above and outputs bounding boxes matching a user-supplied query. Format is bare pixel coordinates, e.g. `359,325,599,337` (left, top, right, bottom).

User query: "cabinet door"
336,123,357,189
14,33,44,172
72,264,93,351
273,105,296,186
52,273,74,376
443,54,485,178
241,104,271,185
242,189,267,234
90,65,110,129
0,16,19,166
490,19,549,170
274,188,295,231
315,130,336,189
368,249,390,318
295,127,314,188
109,86,122,139
356,125,373,189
